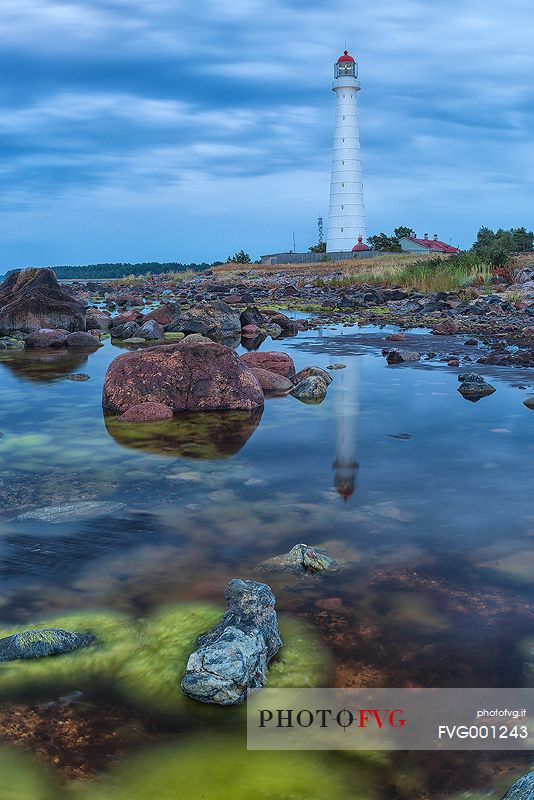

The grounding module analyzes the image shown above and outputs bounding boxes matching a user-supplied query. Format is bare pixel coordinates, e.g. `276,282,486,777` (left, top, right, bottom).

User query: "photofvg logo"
247,689,533,750
258,707,406,731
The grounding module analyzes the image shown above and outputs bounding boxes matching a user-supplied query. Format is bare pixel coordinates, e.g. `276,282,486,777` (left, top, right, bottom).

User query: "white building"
326,50,366,253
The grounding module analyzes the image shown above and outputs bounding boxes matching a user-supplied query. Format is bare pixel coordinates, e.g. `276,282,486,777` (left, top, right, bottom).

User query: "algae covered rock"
0,628,93,662
0,610,136,700
80,738,359,800
290,375,328,404
181,579,282,705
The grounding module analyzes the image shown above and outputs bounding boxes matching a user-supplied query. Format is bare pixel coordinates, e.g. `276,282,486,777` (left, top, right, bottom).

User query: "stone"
448,358,460,367
523,397,534,410
240,305,266,329
458,372,486,383
67,373,90,381
85,308,111,329
181,579,282,705
16,501,126,524
240,351,295,378
292,366,333,386
0,628,93,662
432,319,460,335
458,376,496,401
139,319,165,341
111,321,142,339
103,338,264,414
167,300,241,343
118,402,173,422
25,328,69,348
385,332,407,342
501,772,534,800
269,312,299,335
143,302,179,326
259,544,339,575
241,324,260,337
250,367,292,396
386,349,421,364
66,331,103,349
0,268,86,335
327,363,346,370
290,375,328,404
265,323,283,339
0,337,25,350
464,338,478,345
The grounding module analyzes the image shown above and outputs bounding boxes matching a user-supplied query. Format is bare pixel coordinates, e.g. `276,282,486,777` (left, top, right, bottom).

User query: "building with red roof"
399,233,459,254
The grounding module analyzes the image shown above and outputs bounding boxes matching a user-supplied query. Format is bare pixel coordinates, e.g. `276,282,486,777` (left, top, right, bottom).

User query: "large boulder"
103,335,264,414
240,351,296,378
167,300,241,343
0,268,85,334
269,312,299,336
181,579,282,705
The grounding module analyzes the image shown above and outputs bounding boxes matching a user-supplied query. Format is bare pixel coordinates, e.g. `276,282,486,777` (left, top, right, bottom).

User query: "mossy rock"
117,606,333,720
0,610,136,700
0,746,60,800
79,738,363,800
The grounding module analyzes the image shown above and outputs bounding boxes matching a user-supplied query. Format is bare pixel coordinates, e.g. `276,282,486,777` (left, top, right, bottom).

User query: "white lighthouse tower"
326,50,366,253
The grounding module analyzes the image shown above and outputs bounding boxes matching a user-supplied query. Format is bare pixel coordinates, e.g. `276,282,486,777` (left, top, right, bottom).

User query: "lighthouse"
326,50,366,253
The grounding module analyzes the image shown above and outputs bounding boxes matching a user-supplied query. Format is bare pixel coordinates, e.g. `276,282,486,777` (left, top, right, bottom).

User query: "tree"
472,226,534,255
309,242,327,253
367,233,401,252
227,250,252,264
393,226,412,240
367,226,413,252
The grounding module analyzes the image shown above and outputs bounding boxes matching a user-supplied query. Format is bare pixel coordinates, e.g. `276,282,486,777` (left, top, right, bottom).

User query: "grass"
314,252,495,293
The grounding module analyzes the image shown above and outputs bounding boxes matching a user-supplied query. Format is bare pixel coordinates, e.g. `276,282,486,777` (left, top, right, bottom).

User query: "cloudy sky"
1,0,533,268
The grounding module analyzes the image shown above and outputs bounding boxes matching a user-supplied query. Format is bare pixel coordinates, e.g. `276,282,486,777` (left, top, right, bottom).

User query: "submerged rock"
0,268,86,335
523,396,534,410
16,500,126,524
290,375,328,404
103,337,264,414
327,362,346,370
259,543,339,575
501,772,534,800
181,579,282,705
386,348,421,364
0,628,93,662
457,373,496,401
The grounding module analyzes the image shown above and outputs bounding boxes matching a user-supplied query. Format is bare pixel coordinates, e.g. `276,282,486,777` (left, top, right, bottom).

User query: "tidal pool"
0,322,532,799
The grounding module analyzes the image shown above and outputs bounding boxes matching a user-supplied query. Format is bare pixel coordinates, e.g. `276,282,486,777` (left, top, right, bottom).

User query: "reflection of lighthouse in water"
333,363,360,501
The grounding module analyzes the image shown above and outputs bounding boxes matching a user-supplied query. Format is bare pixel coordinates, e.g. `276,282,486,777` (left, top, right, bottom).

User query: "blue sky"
1,0,533,268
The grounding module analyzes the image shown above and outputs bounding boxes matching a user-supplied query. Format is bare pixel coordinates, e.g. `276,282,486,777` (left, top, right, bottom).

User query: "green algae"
0,746,59,800
267,616,334,688
116,606,333,720
0,611,136,700
116,603,222,719
78,737,364,800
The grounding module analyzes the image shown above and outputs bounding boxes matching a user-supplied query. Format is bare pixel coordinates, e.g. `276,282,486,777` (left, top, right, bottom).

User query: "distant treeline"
3,261,222,280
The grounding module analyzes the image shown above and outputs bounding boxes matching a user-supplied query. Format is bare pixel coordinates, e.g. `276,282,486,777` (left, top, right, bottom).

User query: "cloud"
0,0,533,267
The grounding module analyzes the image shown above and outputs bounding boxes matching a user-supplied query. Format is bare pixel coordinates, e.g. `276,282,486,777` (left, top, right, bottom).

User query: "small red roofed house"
400,233,459,254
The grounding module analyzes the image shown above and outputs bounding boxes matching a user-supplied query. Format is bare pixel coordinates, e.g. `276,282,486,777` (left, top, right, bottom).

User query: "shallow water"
0,323,532,798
